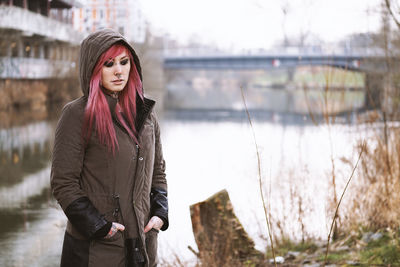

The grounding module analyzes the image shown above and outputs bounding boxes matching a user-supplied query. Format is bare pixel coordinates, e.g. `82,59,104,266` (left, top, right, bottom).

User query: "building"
73,0,146,43
0,0,86,112
0,0,86,79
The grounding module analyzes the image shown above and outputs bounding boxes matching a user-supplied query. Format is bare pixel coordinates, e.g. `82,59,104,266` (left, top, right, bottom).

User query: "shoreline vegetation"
193,190,400,266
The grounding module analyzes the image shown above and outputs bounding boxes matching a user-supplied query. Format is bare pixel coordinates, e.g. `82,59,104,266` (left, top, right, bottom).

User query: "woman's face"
101,51,130,92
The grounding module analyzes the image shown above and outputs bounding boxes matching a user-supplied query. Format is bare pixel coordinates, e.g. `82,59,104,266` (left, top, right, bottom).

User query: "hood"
78,28,143,97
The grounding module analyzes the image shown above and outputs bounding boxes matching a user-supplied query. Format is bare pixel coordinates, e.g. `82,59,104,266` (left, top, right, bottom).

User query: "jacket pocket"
145,228,159,267
89,231,125,267
99,230,123,242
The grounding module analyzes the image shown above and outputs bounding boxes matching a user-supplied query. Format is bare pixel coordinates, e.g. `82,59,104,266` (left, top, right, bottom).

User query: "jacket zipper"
131,106,155,260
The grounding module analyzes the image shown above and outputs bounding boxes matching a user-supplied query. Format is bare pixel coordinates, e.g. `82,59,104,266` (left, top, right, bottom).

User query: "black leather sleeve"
64,196,110,239
92,221,112,238
150,187,169,231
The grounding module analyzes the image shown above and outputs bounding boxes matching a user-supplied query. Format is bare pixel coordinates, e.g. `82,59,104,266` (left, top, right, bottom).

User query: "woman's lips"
112,79,124,84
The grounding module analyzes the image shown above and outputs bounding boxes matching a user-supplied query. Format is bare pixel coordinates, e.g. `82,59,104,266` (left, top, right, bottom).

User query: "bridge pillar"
287,67,295,82
365,73,383,109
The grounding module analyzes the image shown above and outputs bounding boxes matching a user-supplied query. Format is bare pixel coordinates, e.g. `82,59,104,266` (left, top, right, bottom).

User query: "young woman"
51,28,168,267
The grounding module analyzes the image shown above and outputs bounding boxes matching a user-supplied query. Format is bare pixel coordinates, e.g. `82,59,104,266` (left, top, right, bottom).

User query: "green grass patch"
317,252,351,263
365,233,391,249
360,244,400,265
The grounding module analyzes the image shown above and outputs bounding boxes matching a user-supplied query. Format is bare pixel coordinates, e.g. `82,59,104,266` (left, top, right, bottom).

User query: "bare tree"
384,0,400,28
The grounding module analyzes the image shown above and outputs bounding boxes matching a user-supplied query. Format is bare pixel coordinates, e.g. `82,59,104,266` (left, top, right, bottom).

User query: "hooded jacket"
50,28,168,267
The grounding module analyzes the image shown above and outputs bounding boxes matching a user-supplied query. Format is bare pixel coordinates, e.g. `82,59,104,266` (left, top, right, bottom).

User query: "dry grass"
344,124,400,231
240,86,277,266
324,141,365,265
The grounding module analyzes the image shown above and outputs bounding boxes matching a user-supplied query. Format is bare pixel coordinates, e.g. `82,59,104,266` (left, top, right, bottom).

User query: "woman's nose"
114,64,122,74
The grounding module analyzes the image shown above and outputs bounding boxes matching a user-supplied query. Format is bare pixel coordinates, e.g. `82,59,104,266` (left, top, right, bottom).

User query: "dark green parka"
50,28,168,267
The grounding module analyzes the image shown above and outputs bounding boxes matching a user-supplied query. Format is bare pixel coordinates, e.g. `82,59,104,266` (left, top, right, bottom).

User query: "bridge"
163,51,392,111
164,53,387,72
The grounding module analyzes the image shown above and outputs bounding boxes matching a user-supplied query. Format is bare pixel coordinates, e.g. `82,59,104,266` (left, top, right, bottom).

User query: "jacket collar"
103,92,155,135
135,96,155,132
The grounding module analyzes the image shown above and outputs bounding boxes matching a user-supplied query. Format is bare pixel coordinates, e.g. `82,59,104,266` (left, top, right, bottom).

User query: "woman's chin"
105,86,125,92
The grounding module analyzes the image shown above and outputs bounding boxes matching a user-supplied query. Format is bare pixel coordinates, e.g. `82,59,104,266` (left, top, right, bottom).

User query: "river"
0,108,368,266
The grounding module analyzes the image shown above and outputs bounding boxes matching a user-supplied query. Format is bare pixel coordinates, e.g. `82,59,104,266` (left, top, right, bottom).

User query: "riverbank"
263,228,400,266
184,187,400,267
181,227,400,266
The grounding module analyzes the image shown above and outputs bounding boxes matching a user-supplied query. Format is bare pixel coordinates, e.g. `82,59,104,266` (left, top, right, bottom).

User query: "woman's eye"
121,59,129,65
104,61,114,67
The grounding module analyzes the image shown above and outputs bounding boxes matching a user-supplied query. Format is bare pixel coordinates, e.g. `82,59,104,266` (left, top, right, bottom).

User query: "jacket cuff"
150,187,169,231
64,196,109,239
93,221,112,238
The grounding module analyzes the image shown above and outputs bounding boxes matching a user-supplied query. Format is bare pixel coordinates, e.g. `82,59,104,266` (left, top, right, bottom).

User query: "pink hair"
83,43,144,153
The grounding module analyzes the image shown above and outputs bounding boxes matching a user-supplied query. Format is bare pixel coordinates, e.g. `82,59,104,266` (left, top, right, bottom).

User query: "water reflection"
0,188,52,238
0,167,50,208
0,109,62,267
0,203,65,267
0,172,65,267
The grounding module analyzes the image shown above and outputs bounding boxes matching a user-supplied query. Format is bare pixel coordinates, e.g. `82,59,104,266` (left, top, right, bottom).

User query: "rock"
362,232,383,243
370,232,383,241
269,256,285,264
285,251,301,260
362,232,373,242
190,189,263,265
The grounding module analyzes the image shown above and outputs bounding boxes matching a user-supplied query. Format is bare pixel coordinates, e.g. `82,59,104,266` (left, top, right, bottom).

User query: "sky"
140,0,384,50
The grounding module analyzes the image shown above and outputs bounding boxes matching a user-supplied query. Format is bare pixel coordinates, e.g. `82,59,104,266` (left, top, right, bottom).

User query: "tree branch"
385,0,400,29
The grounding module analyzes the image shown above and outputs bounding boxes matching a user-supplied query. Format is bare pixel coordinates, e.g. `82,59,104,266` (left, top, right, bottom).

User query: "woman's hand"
104,222,125,239
144,216,163,233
